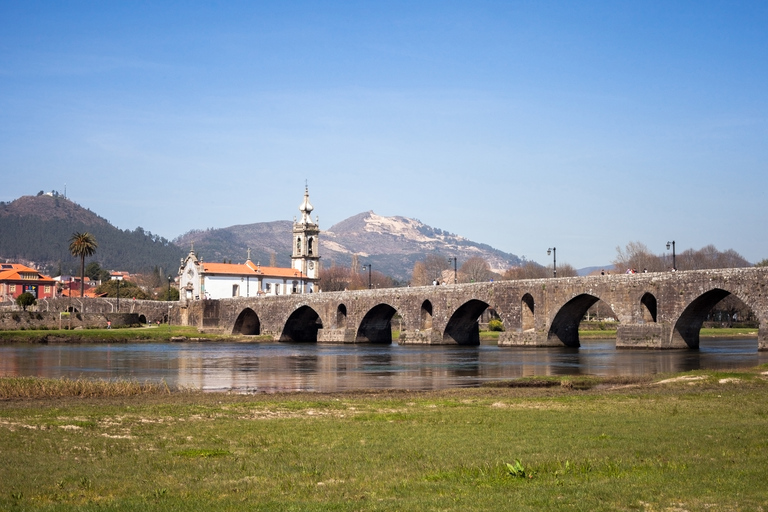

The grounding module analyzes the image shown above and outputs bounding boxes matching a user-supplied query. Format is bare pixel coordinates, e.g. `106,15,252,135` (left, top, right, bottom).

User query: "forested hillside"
0,194,184,276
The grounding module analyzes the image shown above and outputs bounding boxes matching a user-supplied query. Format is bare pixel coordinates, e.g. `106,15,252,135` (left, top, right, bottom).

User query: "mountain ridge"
1,193,524,282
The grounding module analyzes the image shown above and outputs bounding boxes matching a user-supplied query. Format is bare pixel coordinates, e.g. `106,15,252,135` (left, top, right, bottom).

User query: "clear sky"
1,1,766,269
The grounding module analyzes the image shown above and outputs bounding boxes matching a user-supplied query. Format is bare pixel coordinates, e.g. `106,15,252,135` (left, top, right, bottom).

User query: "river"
0,338,764,392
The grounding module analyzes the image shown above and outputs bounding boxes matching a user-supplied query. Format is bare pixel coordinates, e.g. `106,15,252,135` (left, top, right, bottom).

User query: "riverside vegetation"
1,367,767,511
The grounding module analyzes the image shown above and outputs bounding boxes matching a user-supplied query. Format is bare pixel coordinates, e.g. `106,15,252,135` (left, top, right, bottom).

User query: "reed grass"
0,376,174,399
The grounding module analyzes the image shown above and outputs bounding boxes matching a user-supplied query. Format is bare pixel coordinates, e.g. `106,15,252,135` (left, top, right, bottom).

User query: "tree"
460,256,492,283
410,261,428,286
424,254,450,284
613,242,664,273
502,262,549,280
69,232,97,297
555,263,579,278
95,279,151,300
15,291,37,311
321,265,352,292
756,259,768,267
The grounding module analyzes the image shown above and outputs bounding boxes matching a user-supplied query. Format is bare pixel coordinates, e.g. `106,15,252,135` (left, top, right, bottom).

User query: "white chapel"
178,187,321,303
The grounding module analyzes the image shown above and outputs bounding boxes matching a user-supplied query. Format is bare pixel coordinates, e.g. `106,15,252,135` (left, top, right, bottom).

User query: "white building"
178,187,321,303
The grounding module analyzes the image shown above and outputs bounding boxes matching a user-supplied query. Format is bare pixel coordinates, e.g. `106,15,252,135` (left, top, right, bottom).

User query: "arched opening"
233,308,261,335
138,314,147,324
641,293,657,323
356,304,398,343
672,288,756,348
280,305,322,342
521,293,534,331
420,300,433,330
549,294,618,347
444,299,489,345
336,304,347,328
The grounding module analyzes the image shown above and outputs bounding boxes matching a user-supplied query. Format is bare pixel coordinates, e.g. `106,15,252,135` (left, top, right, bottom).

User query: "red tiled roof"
201,261,308,279
0,263,55,283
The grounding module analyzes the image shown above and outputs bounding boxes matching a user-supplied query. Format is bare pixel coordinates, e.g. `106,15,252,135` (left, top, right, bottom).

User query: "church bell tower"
292,186,320,280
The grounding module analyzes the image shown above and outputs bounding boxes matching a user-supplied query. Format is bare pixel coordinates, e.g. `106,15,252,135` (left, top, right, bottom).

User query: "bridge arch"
335,304,347,329
641,292,657,323
521,293,535,331
444,299,489,345
280,305,323,342
420,300,433,330
549,294,618,347
233,308,261,335
672,288,730,348
356,303,398,343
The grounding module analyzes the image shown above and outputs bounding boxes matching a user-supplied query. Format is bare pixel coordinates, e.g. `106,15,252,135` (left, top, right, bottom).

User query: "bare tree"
459,256,492,283
410,261,428,286
555,263,578,277
424,254,450,284
677,245,750,271
613,241,664,272
502,261,549,280
320,265,351,292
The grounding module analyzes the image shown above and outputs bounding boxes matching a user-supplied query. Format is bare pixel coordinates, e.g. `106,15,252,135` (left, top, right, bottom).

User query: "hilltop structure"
178,187,320,302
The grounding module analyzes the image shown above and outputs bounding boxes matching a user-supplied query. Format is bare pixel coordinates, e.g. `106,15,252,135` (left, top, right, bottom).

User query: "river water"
0,338,764,392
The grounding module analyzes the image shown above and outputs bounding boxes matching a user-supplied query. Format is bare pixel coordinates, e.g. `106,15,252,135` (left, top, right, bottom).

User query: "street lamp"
361,264,372,289
116,277,120,312
666,241,676,271
168,276,172,300
547,247,557,278
448,257,457,284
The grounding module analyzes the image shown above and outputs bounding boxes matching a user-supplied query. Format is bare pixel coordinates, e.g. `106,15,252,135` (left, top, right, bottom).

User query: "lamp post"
167,276,172,300
448,257,457,284
547,247,557,278
361,264,372,289
666,241,676,271
116,277,120,312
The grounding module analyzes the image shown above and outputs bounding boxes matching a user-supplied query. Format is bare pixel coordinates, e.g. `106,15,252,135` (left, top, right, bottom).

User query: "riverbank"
0,326,758,344
1,367,767,510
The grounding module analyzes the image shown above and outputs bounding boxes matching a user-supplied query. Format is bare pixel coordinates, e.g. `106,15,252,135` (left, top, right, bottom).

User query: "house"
178,187,321,302
0,263,57,302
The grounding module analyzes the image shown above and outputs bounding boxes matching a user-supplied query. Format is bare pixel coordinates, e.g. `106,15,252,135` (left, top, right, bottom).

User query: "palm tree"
69,232,98,297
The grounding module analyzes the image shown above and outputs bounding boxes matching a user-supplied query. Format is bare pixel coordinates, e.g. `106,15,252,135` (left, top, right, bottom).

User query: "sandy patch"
654,376,706,385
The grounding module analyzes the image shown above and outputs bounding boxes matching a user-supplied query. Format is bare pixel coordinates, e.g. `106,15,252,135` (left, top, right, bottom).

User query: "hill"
0,193,184,276
174,211,523,282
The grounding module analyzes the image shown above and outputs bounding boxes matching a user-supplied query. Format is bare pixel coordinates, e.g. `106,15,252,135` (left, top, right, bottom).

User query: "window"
44,286,51,293
232,284,240,297
266,283,272,292
9,285,16,293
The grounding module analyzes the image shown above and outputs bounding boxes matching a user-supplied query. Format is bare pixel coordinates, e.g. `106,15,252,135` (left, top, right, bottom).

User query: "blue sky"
1,1,766,269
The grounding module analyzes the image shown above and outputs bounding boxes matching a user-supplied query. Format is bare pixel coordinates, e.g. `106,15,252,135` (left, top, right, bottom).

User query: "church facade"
178,187,320,303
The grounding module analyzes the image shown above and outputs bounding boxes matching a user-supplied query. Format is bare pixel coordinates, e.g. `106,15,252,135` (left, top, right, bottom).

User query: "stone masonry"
177,267,768,350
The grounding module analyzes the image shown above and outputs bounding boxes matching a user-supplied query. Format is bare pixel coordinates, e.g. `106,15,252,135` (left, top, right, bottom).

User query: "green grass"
1,369,767,510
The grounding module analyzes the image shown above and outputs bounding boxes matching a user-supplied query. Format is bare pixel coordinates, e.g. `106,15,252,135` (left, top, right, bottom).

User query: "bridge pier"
615,324,679,349
317,328,358,343
759,325,768,351
497,330,562,347
400,328,443,344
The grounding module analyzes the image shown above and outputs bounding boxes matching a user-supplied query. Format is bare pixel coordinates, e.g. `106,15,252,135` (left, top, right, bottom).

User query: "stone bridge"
178,267,768,350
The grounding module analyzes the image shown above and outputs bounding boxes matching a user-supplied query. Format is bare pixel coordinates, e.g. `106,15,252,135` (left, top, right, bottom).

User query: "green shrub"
487,319,504,332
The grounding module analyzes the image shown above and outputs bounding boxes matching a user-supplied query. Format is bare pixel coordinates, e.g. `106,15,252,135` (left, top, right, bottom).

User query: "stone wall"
0,310,141,330
177,267,768,349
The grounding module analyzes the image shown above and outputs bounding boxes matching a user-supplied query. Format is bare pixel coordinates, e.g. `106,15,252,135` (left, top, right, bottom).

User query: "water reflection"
0,339,763,392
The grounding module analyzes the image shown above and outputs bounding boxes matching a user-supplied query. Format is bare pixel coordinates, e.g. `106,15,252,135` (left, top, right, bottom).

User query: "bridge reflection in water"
0,339,764,392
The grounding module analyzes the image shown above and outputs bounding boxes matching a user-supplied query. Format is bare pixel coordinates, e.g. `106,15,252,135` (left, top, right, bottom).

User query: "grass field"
1,367,767,511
